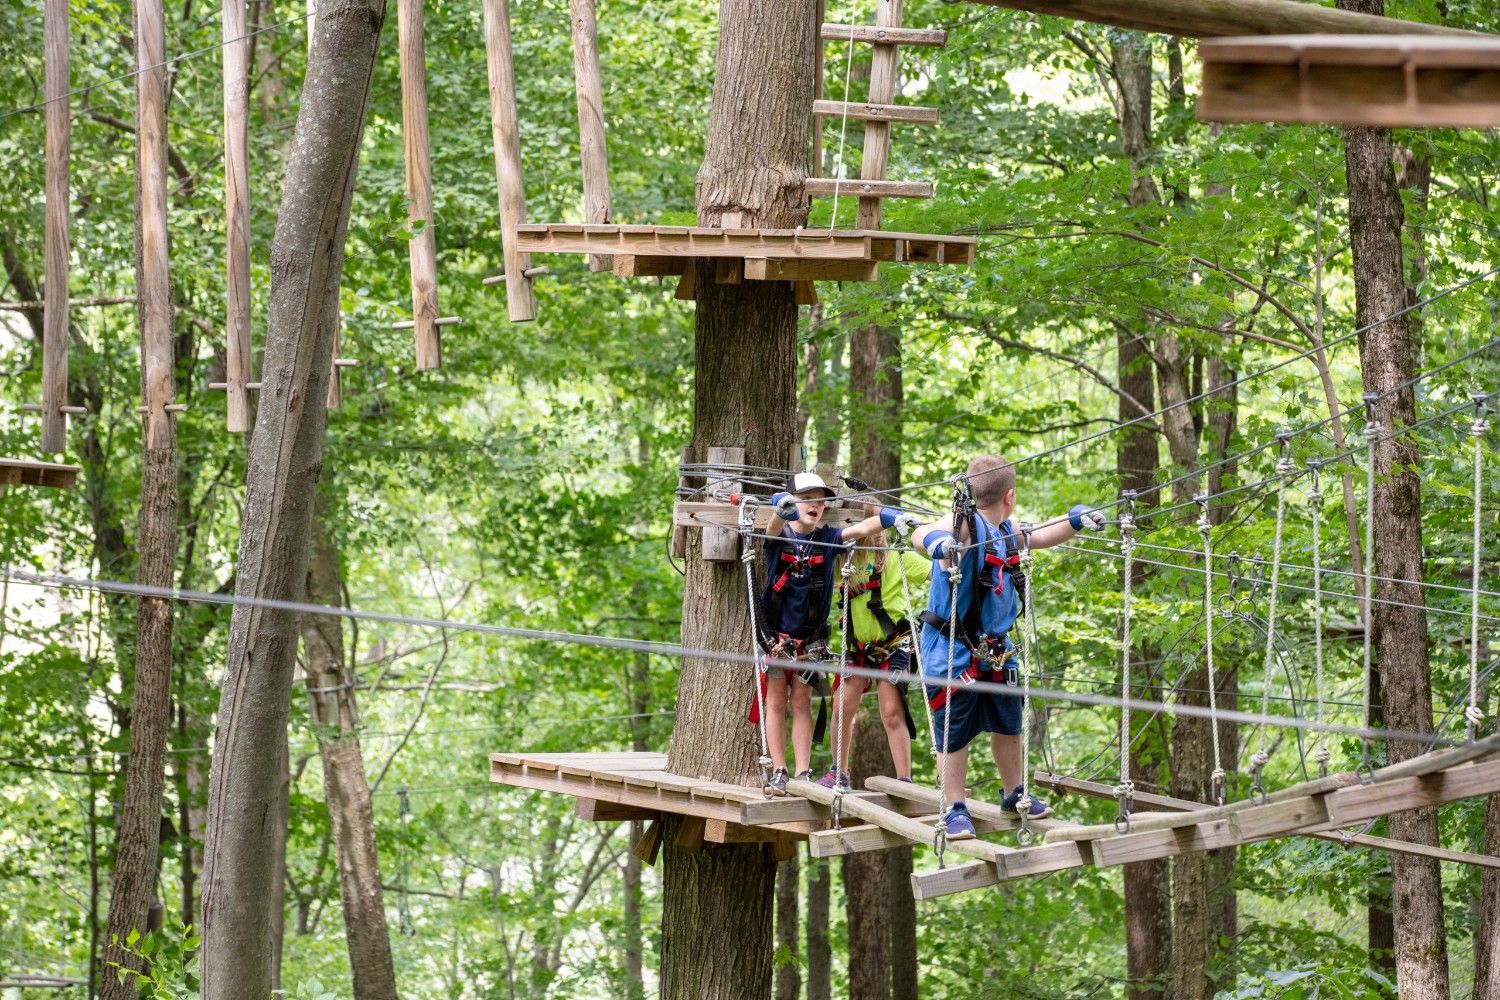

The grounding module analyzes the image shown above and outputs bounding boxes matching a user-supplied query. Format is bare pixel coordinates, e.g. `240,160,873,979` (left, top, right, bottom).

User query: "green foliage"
109,923,201,1000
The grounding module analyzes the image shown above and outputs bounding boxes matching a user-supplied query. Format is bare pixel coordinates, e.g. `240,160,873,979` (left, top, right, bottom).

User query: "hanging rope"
825,0,860,230
737,498,775,793
1196,495,1227,805
892,519,948,866
397,785,415,936
1469,393,1491,741
830,538,858,827
1249,433,1295,803
1015,530,1037,846
1307,459,1332,776
1360,394,1381,780
1114,491,1138,832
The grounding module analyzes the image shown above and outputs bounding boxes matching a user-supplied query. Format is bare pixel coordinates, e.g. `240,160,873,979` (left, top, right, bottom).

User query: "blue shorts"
924,667,1024,752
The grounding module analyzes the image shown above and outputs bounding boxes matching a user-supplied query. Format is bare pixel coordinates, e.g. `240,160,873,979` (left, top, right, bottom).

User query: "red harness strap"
772,551,824,595
927,662,983,711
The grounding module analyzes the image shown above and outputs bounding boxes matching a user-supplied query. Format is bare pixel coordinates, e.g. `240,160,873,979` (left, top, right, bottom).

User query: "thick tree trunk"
661,4,815,997
300,497,399,999
1478,797,1500,999
199,1,387,995
807,856,831,1000
269,734,289,990
775,855,801,1000
1338,3,1448,995
844,711,892,1000
100,0,178,988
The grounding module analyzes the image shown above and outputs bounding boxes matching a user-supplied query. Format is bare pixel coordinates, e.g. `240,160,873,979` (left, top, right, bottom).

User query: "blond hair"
966,455,1016,507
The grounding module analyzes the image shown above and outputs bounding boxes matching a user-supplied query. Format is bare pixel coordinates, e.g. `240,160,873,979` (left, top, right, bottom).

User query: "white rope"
1361,396,1381,776
1250,442,1295,800
738,500,775,790
1015,531,1037,845
824,0,860,231
1469,395,1491,740
1197,495,1226,805
1115,493,1137,831
831,539,857,819
1308,461,1332,775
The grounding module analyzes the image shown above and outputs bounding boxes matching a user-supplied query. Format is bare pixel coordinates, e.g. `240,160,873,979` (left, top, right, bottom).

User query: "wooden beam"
513,224,976,265
482,0,536,322
958,0,1474,39
325,315,342,409
612,254,687,277
1198,35,1500,129
821,23,947,46
41,0,69,453
576,798,659,822
805,178,934,199
812,99,940,124
811,0,825,176
793,280,819,307
630,820,663,865
787,778,1010,865
0,458,80,490
136,0,174,447
743,258,879,282
399,0,442,366
673,500,870,532
568,0,613,271
703,818,809,845
700,447,743,563
856,0,903,230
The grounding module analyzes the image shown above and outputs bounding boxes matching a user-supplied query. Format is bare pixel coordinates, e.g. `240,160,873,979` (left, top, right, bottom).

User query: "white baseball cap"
786,471,836,498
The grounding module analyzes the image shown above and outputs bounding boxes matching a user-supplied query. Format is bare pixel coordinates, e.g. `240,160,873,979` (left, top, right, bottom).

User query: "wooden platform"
513,224,975,289
1199,35,1500,128
0,457,79,490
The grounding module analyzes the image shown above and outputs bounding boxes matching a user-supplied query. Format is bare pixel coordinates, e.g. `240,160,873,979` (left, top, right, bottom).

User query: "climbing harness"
1197,494,1228,806
1468,393,1491,741
1360,394,1381,782
738,498,775,794
1307,459,1332,777
1115,490,1138,833
1249,432,1296,804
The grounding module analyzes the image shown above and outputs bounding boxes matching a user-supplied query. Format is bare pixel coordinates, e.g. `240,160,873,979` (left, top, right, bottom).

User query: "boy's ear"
1005,487,1017,506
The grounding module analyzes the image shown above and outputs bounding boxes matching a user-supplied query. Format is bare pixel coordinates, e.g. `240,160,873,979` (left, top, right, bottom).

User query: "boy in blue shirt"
900,455,1103,838
755,472,888,796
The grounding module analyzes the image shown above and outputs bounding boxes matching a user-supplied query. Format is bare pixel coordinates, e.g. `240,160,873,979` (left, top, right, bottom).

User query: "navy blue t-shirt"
763,524,844,637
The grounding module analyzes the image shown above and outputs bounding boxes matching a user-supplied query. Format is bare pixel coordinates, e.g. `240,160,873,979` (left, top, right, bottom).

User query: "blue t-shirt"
919,514,1018,678
763,524,845,637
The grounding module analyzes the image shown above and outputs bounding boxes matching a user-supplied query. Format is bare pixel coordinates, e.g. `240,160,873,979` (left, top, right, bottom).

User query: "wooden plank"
223,0,253,430
136,0,173,448
743,257,879,282
740,790,925,826
857,0,903,230
612,254,686,278
787,779,1008,865
630,820,662,865
1325,758,1500,826
701,447,744,563
676,816,707,852
674,500,869,532
959,1,1473,39
41,0,69,452
812,99,940,124
490,761,747,824
569,0,612,271
810,812,1013,858
576,798,659,822
713,258,744,285
805,178,933,200
517,227,876,261
482,0,535,322
0,458,80,490
911,861,1001,900
821,23,947,46
794,280,819,307
863,776,1071,835
398,0,442,367
704,818,812,844
674,265,696,301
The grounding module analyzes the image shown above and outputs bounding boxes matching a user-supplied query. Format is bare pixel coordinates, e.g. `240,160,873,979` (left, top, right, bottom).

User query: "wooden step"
812,99,939,125
804,178,934,199
821,23,947,47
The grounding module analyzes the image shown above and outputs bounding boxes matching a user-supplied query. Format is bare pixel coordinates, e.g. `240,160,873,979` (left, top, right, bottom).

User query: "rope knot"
1274,455,1296,477
1249,749,1270,769
1467,705,1485,728
1473,417,1491,438
1312,745,1331,766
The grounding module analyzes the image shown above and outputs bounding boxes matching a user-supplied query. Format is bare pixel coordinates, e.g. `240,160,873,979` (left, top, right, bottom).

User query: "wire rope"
1468,394,1492,741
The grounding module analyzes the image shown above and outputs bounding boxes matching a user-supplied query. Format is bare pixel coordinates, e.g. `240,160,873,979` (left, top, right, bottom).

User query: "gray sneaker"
766,767,790,797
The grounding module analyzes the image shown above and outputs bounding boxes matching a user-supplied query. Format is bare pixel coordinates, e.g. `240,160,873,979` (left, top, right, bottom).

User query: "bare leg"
991,731,1022,794
830,680,866,774
765,674,788,771
940,746,969,811
790,679,814,775
876,681,912,778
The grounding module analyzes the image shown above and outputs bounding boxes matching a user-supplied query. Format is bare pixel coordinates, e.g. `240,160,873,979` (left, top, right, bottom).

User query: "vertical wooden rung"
483,0,537,323
569,0,612,272
399,0,442,368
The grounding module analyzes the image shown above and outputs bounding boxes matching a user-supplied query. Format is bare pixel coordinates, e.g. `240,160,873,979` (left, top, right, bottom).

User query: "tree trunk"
807,856,831,1000
1338,3,1448,995
776,855,801,1000
300,496,399,999
100,0,179,988
660,4,815,997
815,333,844,467
844,711,892,1000
1477,794,1500,999
199,1,387,994
269,733,289,991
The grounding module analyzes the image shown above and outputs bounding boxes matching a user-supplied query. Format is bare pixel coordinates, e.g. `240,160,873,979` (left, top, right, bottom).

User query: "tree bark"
1477,795,1500,999
300,496,399,1000
776,855,802,1000
1338,3,1448,996
269,733,289,991
100,0,178,988
660,3,815,997
807,856,831,1000
199,1,387,995
844,711,892,1000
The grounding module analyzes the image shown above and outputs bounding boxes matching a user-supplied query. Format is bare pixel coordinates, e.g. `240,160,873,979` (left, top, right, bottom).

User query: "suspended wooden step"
820,23,947,47
1198,35,1500,128
0,458,80,490
811,99,940,125
804,178,934,199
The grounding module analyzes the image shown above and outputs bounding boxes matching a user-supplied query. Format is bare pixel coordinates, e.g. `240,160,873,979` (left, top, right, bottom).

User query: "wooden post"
398,0,442,368
41,0,70,454
482,0,536,322
700,446,743,563
137,0,173,449
568,0,613,272
811,0,824,179
223,0,253,431
856,0,901,231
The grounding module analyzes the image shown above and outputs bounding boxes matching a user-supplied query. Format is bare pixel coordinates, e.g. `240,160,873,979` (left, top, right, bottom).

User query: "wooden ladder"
809,0,946,229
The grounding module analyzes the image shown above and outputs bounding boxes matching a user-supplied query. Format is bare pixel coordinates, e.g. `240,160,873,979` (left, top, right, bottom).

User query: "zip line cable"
0,566,1469,750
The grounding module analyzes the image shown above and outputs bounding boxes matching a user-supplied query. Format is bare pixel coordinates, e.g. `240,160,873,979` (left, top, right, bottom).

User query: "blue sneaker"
943,802,976,840
1001,786,1053,820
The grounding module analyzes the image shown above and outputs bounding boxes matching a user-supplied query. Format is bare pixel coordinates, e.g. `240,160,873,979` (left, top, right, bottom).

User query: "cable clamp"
1195,494,1211,535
